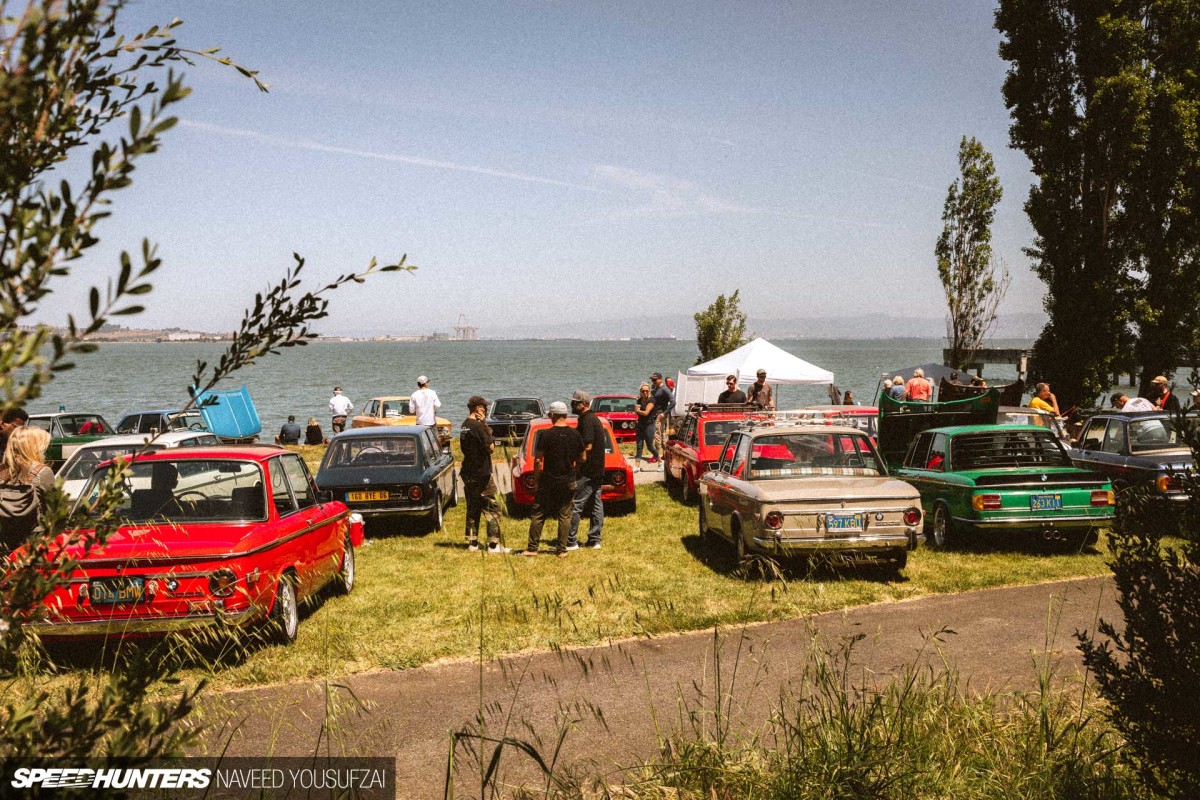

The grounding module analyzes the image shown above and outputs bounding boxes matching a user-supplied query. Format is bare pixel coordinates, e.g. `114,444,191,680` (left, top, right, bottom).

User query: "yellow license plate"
347,490,390,502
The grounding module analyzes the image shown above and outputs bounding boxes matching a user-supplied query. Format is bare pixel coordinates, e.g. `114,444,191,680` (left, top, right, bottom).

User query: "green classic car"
27,412,114,468
894,424,1115,548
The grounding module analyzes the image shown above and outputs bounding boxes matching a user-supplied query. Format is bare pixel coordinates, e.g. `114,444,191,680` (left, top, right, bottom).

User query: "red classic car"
664,407,763,504
592,394,639,442
509,417,636,513
787,406,879,442
23,446,363,645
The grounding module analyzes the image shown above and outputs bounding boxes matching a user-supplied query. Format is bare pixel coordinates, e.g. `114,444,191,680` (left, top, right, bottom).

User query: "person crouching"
521,401,583,558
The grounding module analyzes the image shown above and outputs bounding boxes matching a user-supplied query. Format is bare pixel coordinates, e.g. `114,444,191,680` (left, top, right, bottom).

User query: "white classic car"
698,422,923,573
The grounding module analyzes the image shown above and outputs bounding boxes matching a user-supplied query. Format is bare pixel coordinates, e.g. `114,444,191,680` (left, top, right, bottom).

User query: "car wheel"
680,475,693,505
931,504,954,549
734,520,747,561
698,500,709,538
266,574,299,646
449,472,459,508
335,536,355,595
429,491,444,532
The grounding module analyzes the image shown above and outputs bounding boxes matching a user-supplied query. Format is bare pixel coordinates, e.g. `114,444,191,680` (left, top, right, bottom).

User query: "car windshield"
951,430,1072,469
703,419,745,444
80,459,266,523
325,436,418,467
493,399,542,417
748,432,882,478
61,444,165,481
1128,418,1196,452
532,427,614,455
594,397,635,413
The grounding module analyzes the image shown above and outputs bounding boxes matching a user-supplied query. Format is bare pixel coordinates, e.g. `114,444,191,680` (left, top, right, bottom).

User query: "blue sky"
42,1,1041,337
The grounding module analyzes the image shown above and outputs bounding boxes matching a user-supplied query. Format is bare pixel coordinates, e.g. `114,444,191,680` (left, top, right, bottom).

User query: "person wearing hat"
748,369,774,410
567,390,605,550
521,401,583,558
460,395,506,553
649,372,674,460
1150,375,1180,412
329,386,354,433
409,375,442,427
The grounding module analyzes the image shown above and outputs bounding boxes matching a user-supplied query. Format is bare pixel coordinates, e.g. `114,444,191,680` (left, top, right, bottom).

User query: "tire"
449,472,459,508
931,503,954,550
698,501,710,538
734,520,747,561
335,536,355,595
266,574,299,646
428,491,444,532
680,475,694,505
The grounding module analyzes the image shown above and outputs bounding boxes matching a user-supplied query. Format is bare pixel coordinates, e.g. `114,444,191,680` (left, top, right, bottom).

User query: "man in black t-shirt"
460,395,506,554
521,402,583,557
717,375,747,404
567,391,606,549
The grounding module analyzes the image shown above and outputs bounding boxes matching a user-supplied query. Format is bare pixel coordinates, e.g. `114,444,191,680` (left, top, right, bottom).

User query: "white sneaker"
565,543,580,551
487,544,511,555
467,542,480,552
657,463,664,471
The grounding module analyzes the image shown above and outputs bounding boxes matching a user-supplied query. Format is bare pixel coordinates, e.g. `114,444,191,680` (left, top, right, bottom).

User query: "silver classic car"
698,422,923,573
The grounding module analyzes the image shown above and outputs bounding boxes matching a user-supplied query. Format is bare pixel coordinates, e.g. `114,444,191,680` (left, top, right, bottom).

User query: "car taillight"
522,474,537,490
764,511,784,530
1156,475,1182,493
903,507,921,526
610,471,626,486
972,494,1002,511
208,568,237,597
408,485,423,501
1091,490,1115,506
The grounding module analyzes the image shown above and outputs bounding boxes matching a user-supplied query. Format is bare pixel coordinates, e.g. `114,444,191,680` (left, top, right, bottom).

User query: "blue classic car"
1069,411,1196,515
486,397,545,442
315,426,457,531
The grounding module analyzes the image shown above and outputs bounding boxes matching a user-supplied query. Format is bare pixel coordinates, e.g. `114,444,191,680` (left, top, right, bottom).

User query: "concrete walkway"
201,576,1116,799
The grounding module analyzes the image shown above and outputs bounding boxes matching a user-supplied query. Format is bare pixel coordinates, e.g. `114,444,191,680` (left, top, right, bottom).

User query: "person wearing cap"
634,383,660,465
748,369,774,410
521,401,583,557
717,375,746,405
409,375,442,427
567,391,605,550
650,372,674,460
1028,382,1061,415
461,395,506,553
1149,375,1180,412
329,386,354,433
1110,392,1130,410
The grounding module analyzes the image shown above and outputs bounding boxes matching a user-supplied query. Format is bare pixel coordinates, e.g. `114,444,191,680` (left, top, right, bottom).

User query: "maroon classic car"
23,445,363,645
592,394,638,443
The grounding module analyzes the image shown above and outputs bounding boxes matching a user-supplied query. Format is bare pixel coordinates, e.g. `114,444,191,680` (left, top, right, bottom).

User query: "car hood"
738,476,920,503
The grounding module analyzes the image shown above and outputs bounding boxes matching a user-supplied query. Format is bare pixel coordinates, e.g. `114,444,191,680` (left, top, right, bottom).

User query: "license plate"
90,577,144,605
1030,494,1063,511
347,490,390,502
825,513,865,532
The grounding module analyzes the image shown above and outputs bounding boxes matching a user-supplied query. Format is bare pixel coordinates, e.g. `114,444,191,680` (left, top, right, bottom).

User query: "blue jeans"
568,475,605,547
636,422,659,460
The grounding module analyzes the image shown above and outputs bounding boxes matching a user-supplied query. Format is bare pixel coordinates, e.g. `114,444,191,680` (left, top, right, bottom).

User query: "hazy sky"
39,1,1041,338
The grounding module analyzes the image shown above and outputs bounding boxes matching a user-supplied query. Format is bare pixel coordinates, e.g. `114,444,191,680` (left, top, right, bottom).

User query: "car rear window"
1128,418,1196,452
748,432,882,478
951,430,1072,469
325,436,418,467
82,459,266,522
702,420,745,444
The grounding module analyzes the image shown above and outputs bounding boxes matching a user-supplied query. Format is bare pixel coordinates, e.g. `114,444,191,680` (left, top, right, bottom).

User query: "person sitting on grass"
275,415,302,445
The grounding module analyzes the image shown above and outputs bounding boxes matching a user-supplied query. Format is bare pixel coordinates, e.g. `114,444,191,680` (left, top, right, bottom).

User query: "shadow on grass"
363,516,435,538
939,529,1102,557
681,533,910,584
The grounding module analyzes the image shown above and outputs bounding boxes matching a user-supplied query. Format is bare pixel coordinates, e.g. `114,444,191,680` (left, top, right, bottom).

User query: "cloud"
589,164,761,218
179,120,603,192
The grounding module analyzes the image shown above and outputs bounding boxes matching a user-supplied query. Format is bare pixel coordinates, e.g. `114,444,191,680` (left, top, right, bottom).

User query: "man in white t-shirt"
409,375,442,427
328,386,354,433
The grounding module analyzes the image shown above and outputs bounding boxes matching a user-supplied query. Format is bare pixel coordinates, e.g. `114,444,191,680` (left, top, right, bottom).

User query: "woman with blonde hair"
0,425,55,554
304,417,326,446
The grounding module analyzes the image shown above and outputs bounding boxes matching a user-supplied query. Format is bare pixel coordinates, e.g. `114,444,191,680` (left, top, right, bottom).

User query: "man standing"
717,375,746,404
329,386,354,433
521,401,583,558
747,369,774,410
0,407,28,455
409,375,442,427
460,395,506,554
1149,376,1180,412
904,369,933,402
650,372,673,461
567,391,605,550
275,415,302,444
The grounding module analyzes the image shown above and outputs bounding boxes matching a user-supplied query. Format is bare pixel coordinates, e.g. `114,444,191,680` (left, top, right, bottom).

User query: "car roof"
594,394,636,400
30,411,106,419
1086,410,1192,420
490,396,541,402
747,423,870,437
368,396,411,403
115,444,291,462
795,405,878,414
330,426,426,438
71,431,216,449
922,423,1051,436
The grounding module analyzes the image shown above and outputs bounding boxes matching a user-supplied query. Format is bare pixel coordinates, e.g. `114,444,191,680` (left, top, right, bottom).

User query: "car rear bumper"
953,513,1111,531
753,530,922,553
26,604,261,638
345,499,436,517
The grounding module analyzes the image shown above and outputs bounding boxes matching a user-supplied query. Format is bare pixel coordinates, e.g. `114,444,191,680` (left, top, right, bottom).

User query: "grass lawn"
19,443,1112,693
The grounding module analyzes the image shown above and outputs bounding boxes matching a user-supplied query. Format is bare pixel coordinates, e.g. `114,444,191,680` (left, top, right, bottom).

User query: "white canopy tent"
674,337,835,407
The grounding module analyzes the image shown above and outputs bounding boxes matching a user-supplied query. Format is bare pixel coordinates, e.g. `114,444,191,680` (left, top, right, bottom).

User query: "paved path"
201,576,1116,799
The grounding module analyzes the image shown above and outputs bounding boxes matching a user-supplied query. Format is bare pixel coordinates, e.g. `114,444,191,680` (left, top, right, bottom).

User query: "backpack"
0,466,47,553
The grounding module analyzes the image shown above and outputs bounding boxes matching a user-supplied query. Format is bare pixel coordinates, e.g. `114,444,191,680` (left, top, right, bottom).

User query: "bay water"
34,338,1036,436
